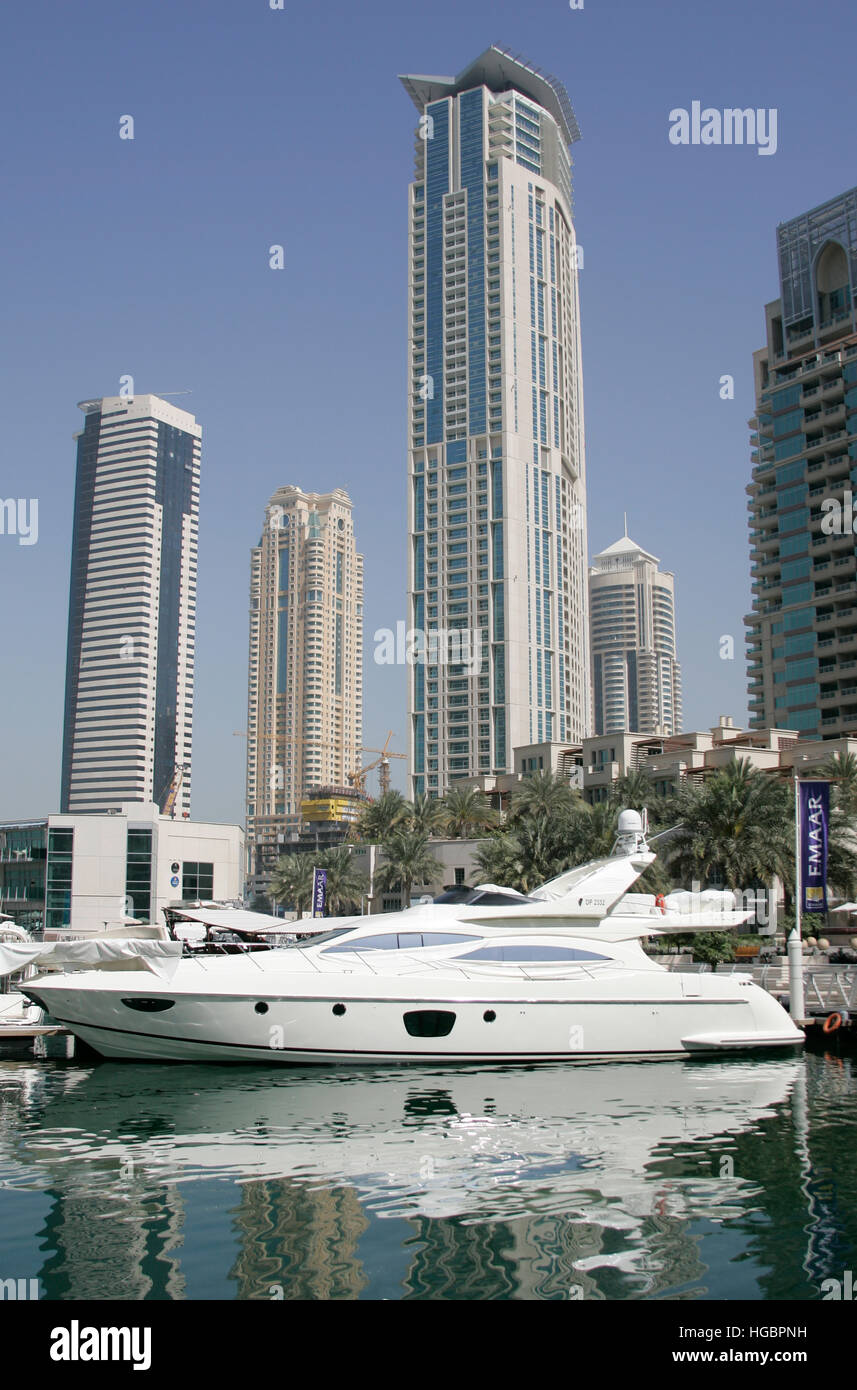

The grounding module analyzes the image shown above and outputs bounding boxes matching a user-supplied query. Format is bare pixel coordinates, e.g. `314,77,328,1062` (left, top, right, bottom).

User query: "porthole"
255,1001,269,1015
332,1003,346,1016
483,1009,496,1023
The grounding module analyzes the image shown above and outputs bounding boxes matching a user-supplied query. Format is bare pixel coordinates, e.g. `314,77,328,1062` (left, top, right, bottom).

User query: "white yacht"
0,915,46,1034
21,813,804,1064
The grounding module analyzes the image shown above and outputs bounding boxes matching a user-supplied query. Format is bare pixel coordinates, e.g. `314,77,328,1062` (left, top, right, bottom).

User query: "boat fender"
823,1012,842,1034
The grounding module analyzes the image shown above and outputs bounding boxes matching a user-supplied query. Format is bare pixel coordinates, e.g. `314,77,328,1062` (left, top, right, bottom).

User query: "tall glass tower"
745,188,857,738
401,45,590,798
61,394,200,816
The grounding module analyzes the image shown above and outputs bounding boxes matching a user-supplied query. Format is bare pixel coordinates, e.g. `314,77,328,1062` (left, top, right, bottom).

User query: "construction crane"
348,732,406,797
235,730,370,801
161,764,190,819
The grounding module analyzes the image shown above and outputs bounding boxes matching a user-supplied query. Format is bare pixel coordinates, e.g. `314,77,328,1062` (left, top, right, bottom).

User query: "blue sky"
1,0,854,823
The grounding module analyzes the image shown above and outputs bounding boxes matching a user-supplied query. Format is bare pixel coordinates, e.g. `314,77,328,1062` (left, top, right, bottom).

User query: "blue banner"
800,782,829,915
311,868,327,919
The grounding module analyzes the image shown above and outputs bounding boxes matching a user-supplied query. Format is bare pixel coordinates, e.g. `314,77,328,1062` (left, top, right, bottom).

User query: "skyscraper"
401,45,590,797
745,189,857,738
61,394,200,815
589,529,682,736
245,487,363,884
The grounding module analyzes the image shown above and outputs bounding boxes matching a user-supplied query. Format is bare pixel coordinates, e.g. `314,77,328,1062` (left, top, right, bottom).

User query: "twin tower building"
59,47,682,838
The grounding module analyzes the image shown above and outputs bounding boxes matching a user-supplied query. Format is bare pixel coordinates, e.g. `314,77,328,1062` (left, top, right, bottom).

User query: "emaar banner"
800,782,829,915
311,868,327,919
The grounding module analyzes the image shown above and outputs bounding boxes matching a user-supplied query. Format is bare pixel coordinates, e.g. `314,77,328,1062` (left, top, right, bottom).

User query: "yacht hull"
25,969,804,1064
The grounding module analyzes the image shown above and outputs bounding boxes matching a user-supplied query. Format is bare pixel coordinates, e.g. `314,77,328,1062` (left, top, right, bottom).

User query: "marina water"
0,1052,854,1301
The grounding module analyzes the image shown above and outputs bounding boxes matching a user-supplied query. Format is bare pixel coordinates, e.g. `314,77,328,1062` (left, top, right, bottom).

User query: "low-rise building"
458,718,857,804
0,804,243,935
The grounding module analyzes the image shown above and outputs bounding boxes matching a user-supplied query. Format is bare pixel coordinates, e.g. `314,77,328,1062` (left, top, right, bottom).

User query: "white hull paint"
31,962,802,1064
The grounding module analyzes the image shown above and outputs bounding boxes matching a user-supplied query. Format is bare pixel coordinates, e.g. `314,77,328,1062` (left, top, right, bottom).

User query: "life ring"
823,1012,842,1034
655,893,666,915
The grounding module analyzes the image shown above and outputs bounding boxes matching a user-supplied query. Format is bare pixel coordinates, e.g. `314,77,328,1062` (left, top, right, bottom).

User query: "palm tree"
375,828,441,907
819,750,857,818
509,769,580,822
813,753,857,900
316,846,368,915
269,853,314,915
408,793,448,838
472,832,525,889
610,769,656,812
663,759,793,893
567,801,619,861
442,785,497,838
352,790,410,844
474,811,579,894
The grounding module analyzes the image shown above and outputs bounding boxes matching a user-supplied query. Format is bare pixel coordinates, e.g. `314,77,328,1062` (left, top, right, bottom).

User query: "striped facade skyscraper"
245,487,363,882
61,394,200,816
401,45,590,798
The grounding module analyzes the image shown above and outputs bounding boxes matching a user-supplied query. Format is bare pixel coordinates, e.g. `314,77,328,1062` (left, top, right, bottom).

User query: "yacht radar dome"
617,810,643,836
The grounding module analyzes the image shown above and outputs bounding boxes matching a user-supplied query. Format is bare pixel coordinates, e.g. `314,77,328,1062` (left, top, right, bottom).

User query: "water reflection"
0,1054,853,1300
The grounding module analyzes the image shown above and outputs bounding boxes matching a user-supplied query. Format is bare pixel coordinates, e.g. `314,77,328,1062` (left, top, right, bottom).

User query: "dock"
0,1023,75,1058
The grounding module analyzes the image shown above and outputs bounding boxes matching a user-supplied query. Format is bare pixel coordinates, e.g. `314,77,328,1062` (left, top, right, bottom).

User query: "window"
182,861,214,900
125,829,152,922
324,931,474,953
460,945,610,962
403,1010,456,1037
45,828,74,933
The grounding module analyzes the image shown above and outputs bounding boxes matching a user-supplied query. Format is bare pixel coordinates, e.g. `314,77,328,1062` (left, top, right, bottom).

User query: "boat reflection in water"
0,1055,818,1300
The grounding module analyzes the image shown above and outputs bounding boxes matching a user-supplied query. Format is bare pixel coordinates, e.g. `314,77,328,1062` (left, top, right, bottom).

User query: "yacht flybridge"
21,813,804,1063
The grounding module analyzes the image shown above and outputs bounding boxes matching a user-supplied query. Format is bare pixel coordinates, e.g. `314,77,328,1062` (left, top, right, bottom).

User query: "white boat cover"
168,907,290,935
0,939,184,982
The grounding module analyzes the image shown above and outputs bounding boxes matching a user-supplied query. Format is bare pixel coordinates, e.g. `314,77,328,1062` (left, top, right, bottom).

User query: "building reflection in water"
6,1055,853,1301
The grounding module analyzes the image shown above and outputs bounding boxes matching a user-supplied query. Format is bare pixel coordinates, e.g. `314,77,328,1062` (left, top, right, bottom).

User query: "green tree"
474,811,580,894
567,801,618,861
352,790,410,845
442,786,497,838
408,792,449,838
663,759,793,893
269,853,314,915
316,846,368,915
509,769,580,821
672,931,737,966
375,828,442,907
471,832,526,889
809,755,857,901
819,750,857,818
609,769,656,812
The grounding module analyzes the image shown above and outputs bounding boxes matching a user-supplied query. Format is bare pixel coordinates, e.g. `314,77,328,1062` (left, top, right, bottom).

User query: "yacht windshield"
282,928,356,949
